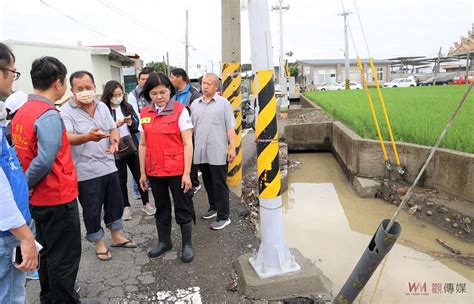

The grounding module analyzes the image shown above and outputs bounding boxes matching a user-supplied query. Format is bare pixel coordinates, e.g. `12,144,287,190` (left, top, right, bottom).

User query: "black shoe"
149,220,172,258
148,242,172,258
180,222,194,263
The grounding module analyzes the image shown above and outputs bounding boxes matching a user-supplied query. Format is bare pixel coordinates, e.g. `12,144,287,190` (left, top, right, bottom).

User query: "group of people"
0,42,236,303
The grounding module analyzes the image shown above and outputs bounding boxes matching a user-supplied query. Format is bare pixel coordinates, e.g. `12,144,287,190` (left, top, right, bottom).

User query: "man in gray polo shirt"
190,73,236,230
61,70,136,261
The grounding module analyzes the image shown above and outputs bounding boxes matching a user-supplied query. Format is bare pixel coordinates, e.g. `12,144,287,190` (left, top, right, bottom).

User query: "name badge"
140,117,151,124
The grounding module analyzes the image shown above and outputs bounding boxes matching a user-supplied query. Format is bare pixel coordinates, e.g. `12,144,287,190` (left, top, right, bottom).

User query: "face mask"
111,96,123,105
75,90,95,104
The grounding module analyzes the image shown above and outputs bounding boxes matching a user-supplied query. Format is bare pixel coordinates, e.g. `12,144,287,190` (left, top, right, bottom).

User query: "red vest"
140,100,186,177
11,100,78,206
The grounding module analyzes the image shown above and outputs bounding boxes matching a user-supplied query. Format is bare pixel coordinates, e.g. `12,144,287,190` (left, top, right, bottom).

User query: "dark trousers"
116,153,149,206
149,175,195,225
78,172,124,242
199,163,229,221
30,199,81,304
191,163,200,188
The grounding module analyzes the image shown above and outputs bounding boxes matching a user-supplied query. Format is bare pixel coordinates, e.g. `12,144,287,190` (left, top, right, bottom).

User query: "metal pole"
166,52,170,76
344,13,350,89
221,0,242,186
248,0,300,279
185,10,189,73
272,0,289,111
432,47,442,86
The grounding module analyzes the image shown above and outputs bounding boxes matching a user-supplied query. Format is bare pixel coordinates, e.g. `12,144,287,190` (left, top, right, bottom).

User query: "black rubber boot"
180,221,194,263
148,221,172,258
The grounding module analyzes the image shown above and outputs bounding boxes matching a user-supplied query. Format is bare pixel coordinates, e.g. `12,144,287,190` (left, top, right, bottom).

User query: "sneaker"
210,218,231,230
26,270,39,280
142,203,156,216
122,207,132,221
132,184,141,200
193,184,202,194
74,279,80,293
201,209,217,220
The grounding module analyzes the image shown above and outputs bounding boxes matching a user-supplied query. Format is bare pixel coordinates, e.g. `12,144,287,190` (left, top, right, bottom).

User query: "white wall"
8,43,92,96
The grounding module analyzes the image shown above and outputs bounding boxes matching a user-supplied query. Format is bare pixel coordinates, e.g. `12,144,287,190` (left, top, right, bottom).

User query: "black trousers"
199,163,229,221
191,163,200,188
149,175,195,225
116,153,149,206
30,199,81,304
78,172,124,242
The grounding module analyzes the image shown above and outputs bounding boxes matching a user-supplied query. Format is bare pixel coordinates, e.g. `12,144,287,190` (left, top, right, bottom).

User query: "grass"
305,85,474,154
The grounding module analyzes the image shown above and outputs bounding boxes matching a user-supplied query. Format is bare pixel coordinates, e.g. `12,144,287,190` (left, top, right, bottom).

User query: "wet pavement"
282,152,473,303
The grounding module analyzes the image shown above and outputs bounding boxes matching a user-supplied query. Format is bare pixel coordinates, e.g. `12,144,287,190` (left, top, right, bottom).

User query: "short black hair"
0,43,15,77
171,68,189,82
69,70,95,87
142,72,176,102
30,56,67,90
138,67,155,80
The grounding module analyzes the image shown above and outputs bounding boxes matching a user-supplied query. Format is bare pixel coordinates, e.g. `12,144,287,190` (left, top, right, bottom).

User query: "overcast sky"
0,0,472,77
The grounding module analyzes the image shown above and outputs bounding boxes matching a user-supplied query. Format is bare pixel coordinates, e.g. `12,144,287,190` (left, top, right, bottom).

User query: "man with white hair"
190,73,236,230
4,91,28,145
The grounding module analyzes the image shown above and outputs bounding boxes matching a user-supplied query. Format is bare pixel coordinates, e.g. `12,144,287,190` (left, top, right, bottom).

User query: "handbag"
115,134,137,160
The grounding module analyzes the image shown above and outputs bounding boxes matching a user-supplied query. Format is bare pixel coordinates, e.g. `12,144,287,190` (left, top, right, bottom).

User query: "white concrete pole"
248,0,300,279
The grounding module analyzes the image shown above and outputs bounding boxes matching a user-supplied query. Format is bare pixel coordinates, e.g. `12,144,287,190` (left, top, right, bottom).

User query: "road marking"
155,287,202,303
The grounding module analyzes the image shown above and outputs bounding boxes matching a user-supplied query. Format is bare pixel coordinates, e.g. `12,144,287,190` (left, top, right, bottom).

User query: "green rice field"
305,85,474,154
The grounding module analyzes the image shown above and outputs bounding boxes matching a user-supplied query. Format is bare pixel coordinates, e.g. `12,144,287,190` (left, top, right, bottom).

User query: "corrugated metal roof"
297,58,390,65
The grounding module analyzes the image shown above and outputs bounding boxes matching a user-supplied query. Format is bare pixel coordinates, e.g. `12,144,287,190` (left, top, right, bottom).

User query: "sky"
0,0,472,77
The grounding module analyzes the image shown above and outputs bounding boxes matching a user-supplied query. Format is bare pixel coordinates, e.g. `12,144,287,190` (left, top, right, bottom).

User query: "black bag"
115,134,137,160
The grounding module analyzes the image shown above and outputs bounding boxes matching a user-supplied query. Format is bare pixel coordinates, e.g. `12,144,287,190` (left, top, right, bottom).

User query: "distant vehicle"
383,78,417,88
274,84,282,97
348,82,363,90
452,75,473,85
419,76,452,86
316,82,342,91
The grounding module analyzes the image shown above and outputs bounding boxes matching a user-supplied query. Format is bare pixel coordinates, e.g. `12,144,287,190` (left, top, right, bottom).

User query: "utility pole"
185,10,189,73
338,9,352,89
221,0,242,186
248,0,300,279
433,47,442,86
272,0,289,112
166,52,170,76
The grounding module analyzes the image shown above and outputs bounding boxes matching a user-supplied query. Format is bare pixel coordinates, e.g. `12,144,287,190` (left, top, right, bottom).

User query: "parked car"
419,76,452,86
348,82,363,90
452,75,473,85
383,78,417,88
316,82,342,91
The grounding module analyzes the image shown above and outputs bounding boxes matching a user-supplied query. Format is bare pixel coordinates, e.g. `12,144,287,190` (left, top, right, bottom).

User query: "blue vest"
0,127,30,237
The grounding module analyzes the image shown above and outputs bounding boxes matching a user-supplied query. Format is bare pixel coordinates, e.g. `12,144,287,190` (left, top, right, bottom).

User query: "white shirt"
138,106,193,132
113,106,130,138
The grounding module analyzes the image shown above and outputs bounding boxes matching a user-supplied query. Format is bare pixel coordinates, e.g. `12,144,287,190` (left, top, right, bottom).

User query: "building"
90,44,144,93
4,40,134,96
297,58,390,87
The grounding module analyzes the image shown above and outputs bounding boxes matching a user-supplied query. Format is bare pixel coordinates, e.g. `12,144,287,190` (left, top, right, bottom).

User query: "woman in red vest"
138,72,195,263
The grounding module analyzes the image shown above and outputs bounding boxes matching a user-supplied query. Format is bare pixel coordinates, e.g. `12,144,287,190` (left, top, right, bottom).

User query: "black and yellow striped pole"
222,63,242,185
247,0,300,279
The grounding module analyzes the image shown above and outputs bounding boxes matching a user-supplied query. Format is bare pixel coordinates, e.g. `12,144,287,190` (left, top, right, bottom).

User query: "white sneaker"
193,184,202,194
142,203,156,216
122,207,132,221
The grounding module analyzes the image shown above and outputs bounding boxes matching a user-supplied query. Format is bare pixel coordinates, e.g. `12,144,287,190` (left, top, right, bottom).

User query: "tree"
145,61,175,74
289,63,299,78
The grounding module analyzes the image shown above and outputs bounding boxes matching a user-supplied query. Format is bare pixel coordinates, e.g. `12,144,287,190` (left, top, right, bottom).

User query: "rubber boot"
180,221,194,263
148,220,172,258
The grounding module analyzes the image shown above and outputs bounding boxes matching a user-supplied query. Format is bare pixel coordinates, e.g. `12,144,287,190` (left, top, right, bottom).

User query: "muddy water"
282,153,473,303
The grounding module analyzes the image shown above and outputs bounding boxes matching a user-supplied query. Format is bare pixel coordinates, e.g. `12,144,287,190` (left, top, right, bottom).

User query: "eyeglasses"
0,68,21,81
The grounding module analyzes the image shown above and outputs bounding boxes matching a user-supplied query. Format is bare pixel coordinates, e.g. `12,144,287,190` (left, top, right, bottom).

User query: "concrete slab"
234,248,333,301
352,176,382,198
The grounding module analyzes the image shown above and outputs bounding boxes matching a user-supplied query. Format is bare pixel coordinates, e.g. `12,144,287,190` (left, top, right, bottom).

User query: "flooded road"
282,153,473,303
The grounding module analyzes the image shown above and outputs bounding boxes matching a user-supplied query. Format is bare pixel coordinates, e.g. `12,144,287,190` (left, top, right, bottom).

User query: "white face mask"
111,96,123,105
75,90,95,104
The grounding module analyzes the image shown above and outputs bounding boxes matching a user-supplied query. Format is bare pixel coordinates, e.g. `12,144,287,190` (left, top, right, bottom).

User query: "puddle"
282,153,473,303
